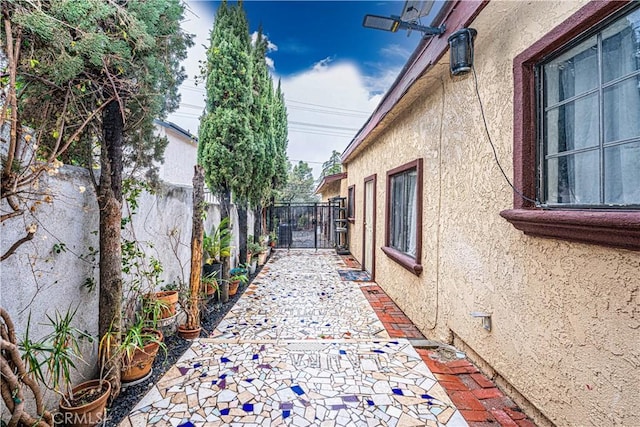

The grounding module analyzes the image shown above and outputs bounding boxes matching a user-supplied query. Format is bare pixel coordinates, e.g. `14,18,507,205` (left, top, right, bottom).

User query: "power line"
288,128,354,138
287,99,371,114
289,121,360,132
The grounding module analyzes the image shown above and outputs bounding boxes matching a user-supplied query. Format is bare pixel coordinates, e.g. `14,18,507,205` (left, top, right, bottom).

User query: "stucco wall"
156,124,198,187
0,164,243,410
343,1,640,425
318,180,342,202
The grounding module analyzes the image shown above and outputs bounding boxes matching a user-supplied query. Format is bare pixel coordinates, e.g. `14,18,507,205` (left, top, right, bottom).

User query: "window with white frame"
539,5,640,207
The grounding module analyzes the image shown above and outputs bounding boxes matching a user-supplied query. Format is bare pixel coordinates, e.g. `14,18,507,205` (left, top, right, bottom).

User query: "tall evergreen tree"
271,80,289,199
199,1,254,265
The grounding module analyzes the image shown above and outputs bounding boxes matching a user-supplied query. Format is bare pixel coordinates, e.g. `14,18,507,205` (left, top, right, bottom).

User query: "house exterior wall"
343,1,640,425
318,181,341,202
156,124,198,186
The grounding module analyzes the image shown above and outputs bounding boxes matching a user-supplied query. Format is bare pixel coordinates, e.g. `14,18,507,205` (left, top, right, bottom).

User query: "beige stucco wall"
343,1,640,426
318,180,342,202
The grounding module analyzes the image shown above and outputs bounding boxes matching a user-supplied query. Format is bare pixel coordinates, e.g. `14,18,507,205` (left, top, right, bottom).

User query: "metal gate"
267,202,338,249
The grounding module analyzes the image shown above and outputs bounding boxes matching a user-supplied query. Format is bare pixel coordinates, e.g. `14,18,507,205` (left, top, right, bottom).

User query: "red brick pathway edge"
358,282,537,427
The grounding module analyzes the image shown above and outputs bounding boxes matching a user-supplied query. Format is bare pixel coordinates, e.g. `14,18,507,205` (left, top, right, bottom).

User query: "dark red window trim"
501,0,640,251
347,185,356,223
384,159,423,275
362,174,377,281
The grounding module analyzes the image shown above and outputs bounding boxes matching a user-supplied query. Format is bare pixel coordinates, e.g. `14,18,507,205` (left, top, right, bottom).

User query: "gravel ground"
104,261,265,427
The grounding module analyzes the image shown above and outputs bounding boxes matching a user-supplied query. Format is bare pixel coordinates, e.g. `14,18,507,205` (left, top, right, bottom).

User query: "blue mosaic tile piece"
242,403,254,412
373,349,384,354
291,385,305,395
220,374,227,379
177,422,195,427
339,350,346,355
252,354,259,360
246,378,254,383
220,357,230,363
220,408,230,416
193,362,202,368
199,373,207,378
282,410,291,419
367,400,375,406
421,393,434,400
392,388,404,396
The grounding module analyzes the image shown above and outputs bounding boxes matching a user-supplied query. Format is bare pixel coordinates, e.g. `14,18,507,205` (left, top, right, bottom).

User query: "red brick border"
359,282,537,426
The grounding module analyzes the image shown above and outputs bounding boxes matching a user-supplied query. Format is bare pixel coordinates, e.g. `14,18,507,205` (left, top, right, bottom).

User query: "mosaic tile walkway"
120,249,468,426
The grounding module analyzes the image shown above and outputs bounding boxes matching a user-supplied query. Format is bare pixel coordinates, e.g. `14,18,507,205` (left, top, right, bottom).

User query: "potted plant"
203,217,232,281
19,307,111,427
228,266,248,296
202,274,219,300
119,315,165,384
269,230,278,248
247,241,262,274
142,288,178,321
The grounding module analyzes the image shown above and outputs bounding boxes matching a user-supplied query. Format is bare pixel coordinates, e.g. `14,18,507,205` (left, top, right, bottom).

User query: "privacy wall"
0,164,251,408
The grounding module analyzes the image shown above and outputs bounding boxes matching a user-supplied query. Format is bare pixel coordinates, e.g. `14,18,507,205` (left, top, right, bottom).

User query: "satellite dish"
400,1,435,23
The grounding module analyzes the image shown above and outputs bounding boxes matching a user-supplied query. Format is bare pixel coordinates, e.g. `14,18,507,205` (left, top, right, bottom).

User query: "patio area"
118,250,532,427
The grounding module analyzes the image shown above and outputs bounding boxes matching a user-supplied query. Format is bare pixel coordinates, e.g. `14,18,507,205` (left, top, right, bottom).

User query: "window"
539,6,640,207
502,1,640,251
383,159,423,275
347,185,355,222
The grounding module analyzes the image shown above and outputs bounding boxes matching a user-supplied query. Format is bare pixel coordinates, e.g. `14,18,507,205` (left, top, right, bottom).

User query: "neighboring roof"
342,0,487,163
154,119,198,142
315,172,347,195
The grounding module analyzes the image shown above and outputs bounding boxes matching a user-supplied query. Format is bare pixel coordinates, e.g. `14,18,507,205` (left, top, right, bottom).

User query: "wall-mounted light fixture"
363,14,445,38
448,28,477,76
470,311,491,332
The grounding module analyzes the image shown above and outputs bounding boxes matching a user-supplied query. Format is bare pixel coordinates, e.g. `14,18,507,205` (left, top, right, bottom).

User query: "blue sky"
169,1,442,178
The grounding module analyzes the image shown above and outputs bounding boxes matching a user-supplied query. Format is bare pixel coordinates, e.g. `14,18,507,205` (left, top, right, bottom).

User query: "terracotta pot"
204,279,218,296
59,379,111,427
145,291,178,319
258,251,268,265
178,324,201,339
121,329,163,383
229,280,240,296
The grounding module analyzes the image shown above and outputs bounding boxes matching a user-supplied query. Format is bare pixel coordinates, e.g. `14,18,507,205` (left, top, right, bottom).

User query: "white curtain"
602,14,640,204
544,9,640,206
405,170,417,257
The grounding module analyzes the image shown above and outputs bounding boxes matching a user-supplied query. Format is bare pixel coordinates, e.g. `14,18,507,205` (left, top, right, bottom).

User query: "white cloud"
167,3,407,180
278,61,387,179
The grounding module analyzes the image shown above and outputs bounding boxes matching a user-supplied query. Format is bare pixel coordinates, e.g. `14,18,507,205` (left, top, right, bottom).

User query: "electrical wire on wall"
471,66,539,205
425,76,447,331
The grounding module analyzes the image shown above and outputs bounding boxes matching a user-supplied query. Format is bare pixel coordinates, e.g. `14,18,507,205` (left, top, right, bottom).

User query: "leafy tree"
320,150,343,179
2,0,192,398
279,161,319,203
